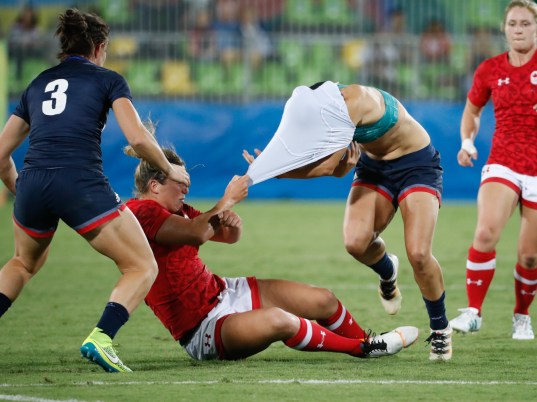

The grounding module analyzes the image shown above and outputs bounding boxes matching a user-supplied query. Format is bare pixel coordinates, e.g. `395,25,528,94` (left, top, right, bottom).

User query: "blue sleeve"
12,89,30,124
107,71,132,104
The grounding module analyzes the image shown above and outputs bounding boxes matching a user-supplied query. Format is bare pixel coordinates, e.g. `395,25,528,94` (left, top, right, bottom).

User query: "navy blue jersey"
13,56,131,173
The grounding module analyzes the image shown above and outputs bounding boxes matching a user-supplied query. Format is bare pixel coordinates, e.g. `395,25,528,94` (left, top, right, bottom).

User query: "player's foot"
378,254,402,315
426,325,452,361
362,326,418,358
80,328,132,373
512,314,534,340
450,307,482,333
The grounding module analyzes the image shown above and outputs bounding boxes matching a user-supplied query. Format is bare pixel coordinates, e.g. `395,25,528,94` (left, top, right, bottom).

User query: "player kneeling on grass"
124,145,418,360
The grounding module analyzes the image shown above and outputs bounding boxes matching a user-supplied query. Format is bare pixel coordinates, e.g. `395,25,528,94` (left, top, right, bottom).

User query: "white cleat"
512,314,534,340
378,254,402,315
450,307,482,334
363,326,418,358
426,325,453,361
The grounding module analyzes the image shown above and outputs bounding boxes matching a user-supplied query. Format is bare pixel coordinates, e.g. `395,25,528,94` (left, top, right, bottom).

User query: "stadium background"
0,0,510,199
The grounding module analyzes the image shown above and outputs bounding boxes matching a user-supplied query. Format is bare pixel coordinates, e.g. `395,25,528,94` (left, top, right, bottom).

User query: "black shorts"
14,168,124,237
352,144,443,210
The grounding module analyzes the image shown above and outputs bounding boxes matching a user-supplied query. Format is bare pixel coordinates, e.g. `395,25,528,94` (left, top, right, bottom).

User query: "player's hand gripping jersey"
246,81,355,185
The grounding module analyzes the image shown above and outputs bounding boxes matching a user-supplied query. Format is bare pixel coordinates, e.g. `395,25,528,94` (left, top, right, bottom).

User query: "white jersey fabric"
246,81,355,185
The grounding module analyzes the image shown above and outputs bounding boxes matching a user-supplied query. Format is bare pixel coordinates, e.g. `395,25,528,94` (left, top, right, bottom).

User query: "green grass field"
1,200,536,402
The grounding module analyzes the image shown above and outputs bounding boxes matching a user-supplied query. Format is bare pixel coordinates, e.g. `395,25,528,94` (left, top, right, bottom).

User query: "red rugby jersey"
126,199,226,341
468,50,537,175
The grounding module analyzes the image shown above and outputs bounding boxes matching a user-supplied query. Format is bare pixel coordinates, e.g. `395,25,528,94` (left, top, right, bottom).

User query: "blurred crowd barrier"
1,0,511,102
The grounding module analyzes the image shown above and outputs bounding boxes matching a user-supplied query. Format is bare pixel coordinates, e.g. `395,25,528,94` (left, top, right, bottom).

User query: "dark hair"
55,8,109,60
309,81,327,90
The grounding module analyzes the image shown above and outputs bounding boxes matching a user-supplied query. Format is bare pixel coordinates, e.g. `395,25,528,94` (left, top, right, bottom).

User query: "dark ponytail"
55,8,109,60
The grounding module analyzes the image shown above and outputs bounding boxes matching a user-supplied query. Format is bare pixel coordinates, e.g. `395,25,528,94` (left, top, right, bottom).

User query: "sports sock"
284,317,365,356
514,264,537,315
368,253,394,280
0,292,12,317
96,302,130,339
423,291,449,330
317,300,366,339
465,246,496,314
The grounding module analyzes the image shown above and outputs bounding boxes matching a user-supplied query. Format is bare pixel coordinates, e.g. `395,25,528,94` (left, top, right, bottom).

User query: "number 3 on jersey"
42,79,69,116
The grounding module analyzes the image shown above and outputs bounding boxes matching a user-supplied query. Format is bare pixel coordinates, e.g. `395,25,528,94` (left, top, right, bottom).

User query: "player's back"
14,57,131,172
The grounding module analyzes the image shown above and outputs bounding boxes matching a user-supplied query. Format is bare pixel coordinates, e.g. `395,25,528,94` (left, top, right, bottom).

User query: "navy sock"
0,293,12,318
423,292,449,330
368,253,394,280
96,302,130,339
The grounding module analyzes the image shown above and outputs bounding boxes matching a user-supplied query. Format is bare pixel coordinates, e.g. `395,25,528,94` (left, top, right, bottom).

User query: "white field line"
2,379,537,387
328,283,509,291
0,395,85,402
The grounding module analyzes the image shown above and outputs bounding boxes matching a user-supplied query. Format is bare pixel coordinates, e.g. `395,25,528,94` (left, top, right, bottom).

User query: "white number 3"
42,79,69,116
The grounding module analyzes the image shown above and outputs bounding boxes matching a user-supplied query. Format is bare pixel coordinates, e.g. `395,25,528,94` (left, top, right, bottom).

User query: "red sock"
514,264,537,315
284,317,365,356
466,246,496,314
317,300,366,339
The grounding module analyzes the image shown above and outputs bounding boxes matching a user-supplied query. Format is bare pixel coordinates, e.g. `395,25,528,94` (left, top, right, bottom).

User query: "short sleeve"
467,61,491,107
128,199,171,240
12,89,30,123
107,71,132,104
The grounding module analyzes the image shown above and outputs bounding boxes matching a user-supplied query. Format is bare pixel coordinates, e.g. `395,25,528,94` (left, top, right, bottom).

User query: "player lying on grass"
124,145,418,360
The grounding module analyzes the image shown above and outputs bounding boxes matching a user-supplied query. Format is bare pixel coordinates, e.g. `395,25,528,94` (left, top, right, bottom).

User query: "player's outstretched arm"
113,98,190,185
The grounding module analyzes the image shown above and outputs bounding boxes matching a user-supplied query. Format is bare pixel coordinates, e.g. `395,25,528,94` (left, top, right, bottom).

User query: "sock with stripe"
317,300,366,339
284,317,365,356
514,264,537,315
96,302,130,339
466,246,496,315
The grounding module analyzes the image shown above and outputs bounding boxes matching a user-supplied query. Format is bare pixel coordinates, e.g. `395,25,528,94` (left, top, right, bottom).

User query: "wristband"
461,138,477,155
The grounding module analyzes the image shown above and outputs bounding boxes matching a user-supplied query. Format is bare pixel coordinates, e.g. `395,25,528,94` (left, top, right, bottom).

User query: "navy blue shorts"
14,168,124,238
352,144,443,210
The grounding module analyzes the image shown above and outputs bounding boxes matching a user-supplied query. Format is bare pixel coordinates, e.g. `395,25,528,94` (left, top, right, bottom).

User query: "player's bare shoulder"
340,84,369,125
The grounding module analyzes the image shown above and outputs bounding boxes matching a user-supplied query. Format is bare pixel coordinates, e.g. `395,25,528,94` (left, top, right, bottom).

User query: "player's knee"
266,307,298,338
518,252,537,269
312,288,338,316
474,226,500,248
135,258,158,288
13,256,39,279
343,236,370,258
145,259,159,284
407,248,431,273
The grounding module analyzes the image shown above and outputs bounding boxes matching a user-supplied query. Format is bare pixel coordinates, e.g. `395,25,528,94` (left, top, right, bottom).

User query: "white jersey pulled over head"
247,81,355,185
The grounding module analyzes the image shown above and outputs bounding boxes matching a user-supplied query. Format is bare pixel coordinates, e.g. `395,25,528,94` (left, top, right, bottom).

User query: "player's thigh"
344,185,395,239
476,182,518,234
399,191,439,253
12,222,52,274
83,208,156,272
257,279,336,318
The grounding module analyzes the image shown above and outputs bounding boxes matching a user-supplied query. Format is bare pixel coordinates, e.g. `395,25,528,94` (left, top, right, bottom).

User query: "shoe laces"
514,315,532,330
362,329,388,355
379,279,396,300
425,331,450,353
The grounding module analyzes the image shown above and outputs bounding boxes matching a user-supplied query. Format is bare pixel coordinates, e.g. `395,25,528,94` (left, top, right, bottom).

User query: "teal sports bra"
337,84,399,143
